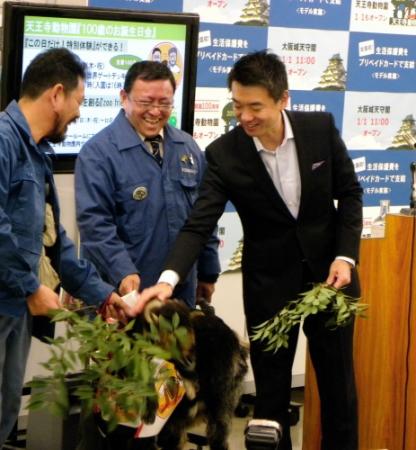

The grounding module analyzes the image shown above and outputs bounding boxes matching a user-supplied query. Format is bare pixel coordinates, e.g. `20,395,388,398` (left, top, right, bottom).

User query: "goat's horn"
143,298,163,324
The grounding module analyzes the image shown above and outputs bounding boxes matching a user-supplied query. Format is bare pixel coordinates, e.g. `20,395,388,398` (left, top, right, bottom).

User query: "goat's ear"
143,298,163,324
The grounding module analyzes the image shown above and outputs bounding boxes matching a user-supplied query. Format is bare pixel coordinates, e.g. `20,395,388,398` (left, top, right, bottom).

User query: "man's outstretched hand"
133,282,174,315
101,292,137,323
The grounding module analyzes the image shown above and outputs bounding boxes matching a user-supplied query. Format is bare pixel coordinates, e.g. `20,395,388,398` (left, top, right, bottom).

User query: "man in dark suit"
139,50,363,450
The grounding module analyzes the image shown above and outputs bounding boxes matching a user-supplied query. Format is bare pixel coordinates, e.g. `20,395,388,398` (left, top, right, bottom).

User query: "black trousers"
249,268,359,450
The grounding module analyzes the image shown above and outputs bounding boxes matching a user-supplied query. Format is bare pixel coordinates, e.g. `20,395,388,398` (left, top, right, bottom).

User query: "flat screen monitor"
1,1,199,172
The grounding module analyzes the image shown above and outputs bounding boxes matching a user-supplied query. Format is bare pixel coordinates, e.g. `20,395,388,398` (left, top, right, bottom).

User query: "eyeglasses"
128,97,174,111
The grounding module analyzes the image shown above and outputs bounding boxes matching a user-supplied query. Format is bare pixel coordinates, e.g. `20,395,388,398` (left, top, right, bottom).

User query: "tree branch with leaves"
251,283,368,353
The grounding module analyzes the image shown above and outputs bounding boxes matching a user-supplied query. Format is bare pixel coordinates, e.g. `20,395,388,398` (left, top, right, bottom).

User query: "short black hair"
124,60,176,93
21,48,86,99
227,50,288,101
168,47,177,55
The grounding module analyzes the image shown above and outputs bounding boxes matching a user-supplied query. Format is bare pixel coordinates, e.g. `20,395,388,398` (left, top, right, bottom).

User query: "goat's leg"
157,421,187,450
206,410,233,450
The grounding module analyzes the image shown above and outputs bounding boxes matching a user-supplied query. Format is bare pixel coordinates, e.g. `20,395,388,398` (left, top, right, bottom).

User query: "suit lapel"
285,110,316,219
236,127,294,219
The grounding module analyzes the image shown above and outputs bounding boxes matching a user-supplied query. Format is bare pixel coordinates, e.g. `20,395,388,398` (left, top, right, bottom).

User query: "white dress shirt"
138,129,165,158
254,110,301,218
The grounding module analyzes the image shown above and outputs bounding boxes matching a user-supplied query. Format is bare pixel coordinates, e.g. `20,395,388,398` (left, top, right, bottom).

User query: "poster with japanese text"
87,0,416,265
350,0,416,35
267,27,350,91
346,32,416,93
269,0,352,31
23,15,187,153
183,0,270,26
342,92,416,150
192,87,233,150
196,22,267,87
289,90,345,132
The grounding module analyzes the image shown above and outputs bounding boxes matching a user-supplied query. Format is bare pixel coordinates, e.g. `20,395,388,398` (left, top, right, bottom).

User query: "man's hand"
27,285,61,316
133,282,173,315
119,273,140,296
196,281,216,303
100,292,136,324
326,259,352,289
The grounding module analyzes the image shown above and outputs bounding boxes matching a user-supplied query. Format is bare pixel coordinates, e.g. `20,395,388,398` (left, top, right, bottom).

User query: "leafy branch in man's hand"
28,308,191,431
251,283,368,353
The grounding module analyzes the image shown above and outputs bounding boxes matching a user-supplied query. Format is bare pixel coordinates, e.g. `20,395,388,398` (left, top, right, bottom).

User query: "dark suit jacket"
165,111,363,325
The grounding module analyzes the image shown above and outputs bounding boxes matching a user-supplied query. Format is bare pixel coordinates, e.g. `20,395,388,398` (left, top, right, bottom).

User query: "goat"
102,298,248,450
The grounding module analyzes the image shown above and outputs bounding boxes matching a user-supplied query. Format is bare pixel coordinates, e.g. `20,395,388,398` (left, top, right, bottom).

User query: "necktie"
145,136,163,166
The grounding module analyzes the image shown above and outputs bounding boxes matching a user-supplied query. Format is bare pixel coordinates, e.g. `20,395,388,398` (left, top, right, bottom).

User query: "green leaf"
174,326,192,347
251,283,368,353
27,308,185,425
172,312,180,329
158,315,173,332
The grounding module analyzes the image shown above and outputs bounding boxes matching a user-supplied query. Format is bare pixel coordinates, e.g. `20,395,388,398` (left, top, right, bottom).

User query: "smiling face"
169,50,177,66
152,49,162,62
231,81,288,147
48,77,84,144
121,78,174,138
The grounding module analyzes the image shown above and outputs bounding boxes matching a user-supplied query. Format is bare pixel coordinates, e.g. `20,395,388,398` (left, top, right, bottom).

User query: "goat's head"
140,299,196,372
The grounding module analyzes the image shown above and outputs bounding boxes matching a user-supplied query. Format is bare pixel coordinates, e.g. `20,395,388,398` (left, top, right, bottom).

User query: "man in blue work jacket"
75,61,220,308
0,48,131,448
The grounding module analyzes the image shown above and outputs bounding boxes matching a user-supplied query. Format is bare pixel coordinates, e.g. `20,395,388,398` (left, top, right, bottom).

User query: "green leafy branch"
251,283,368,353
28,308,193,431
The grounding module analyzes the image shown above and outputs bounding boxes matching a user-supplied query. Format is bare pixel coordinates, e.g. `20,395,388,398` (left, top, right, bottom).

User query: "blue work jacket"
0,101,114,317
75,109,220,307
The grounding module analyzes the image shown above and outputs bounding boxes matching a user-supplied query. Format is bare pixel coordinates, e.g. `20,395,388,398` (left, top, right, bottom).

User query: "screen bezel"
1,1,199,173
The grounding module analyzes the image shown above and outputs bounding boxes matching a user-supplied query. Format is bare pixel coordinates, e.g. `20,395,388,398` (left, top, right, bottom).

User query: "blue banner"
197,23,268,87
351,150,415,206
290,90,345,132
347,32,416,92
